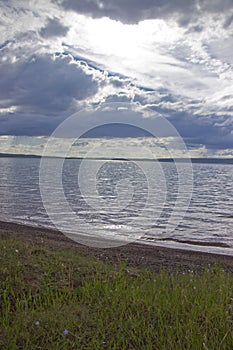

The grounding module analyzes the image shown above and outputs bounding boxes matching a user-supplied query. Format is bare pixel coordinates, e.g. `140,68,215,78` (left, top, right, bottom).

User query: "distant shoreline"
1,153,233,164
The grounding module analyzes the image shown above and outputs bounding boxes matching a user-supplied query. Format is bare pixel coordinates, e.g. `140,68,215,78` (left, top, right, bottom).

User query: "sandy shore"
1,220,233,272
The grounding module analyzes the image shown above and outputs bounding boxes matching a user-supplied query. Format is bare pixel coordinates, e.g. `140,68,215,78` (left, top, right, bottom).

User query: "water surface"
1,157,233,254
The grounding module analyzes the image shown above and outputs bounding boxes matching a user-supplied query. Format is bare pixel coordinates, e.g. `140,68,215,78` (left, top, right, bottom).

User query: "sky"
0,0,233,157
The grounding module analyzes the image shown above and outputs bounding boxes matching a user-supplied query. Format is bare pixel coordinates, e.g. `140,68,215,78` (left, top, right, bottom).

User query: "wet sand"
1,220,233,272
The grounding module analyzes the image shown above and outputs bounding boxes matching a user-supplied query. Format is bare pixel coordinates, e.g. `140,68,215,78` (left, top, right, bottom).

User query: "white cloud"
0,135,211,158
0,53,101,113
0,0,233,152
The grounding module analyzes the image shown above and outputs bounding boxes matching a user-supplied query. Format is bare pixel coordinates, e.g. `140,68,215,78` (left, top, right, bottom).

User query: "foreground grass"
0,237,233,349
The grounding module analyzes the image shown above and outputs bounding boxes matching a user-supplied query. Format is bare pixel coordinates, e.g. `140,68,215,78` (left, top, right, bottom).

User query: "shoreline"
1,220,233,272
2,153,233,165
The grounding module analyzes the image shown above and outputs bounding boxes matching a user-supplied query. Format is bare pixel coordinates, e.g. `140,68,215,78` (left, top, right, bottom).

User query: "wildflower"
64,329,69,335
35,321,40,326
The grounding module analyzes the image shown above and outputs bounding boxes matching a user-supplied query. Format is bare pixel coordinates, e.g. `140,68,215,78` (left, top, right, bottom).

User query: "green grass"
0,237,233,349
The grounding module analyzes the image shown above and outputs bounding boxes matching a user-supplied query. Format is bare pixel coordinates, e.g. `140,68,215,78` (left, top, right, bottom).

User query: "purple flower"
64,329,69,335
35,321,40,326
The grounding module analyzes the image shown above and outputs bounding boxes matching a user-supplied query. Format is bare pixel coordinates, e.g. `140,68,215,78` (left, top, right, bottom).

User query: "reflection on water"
0,157,233,254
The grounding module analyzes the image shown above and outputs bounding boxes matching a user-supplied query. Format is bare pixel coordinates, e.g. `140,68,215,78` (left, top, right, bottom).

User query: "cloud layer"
61,0,233,26
0,0,233,151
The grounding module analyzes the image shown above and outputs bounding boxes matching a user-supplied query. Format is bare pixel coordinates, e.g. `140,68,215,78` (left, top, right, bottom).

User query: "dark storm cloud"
0,113,65,136
0,53,99,114
223,13,233,28
169,113,233,149
1,0,233,151
61,0,195,24
60,0,233,25
39,18,69,38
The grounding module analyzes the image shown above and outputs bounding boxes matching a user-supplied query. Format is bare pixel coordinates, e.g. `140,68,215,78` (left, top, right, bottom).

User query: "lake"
0,157,233,254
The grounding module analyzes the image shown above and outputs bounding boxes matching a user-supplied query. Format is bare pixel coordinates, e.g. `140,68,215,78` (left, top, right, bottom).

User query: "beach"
1,220,233,273
1,219,233,349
